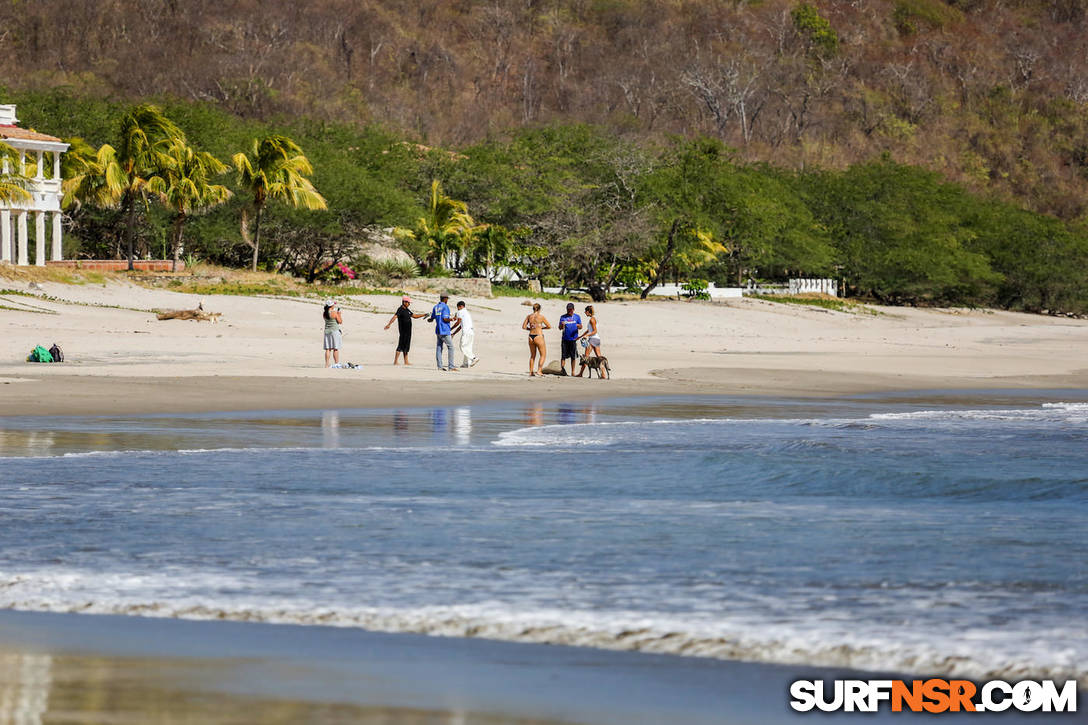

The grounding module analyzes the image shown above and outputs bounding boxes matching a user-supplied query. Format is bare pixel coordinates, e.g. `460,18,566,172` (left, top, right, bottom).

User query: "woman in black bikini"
521,303,551,377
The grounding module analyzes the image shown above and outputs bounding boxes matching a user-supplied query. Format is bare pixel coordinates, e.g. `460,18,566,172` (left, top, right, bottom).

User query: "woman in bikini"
521,303,551,377
576,305,606,378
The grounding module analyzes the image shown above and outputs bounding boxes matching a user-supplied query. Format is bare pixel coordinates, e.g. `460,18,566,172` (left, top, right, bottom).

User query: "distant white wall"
540,278,838,299
541,283,744,299
747,278,839,298
788,278,838,296
641,283,743,299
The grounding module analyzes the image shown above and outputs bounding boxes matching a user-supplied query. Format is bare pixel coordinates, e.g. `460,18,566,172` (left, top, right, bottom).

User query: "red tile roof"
0,125,64,143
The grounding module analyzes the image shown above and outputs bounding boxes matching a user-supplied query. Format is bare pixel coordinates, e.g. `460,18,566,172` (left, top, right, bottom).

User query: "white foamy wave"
0,569,1083,687
0,445,468,461
869,403,1088,424
495,400,1088,448
495,421,649,447
493,418,755,448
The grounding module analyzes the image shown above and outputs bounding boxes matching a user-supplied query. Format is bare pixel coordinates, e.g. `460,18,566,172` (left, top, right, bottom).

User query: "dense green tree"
802,160,999,303
717,165,835,283
791,3,839,57
969,203,1088,312
641,138,731,297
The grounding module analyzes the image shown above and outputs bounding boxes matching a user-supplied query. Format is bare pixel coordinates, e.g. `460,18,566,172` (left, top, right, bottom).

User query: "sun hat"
402,295,411,302
440,292,449,299
324,298,335,307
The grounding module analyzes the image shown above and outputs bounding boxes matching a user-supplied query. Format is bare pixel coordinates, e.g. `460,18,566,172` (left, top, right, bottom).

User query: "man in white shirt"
451,300,479,368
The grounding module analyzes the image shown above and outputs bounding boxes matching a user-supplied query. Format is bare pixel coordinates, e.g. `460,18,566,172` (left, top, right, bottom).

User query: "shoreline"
3,369,1088,417
0,608,1073,724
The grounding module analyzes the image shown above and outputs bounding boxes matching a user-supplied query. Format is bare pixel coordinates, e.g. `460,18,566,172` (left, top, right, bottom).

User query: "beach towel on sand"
27,345,53,363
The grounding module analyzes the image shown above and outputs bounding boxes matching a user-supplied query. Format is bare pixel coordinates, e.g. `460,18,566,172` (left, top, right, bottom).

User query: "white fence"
541,278,837,300
748,278,838,298
789,278,838,296
541,283,744,299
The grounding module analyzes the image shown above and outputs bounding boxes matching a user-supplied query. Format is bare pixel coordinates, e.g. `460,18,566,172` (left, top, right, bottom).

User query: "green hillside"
2,0,1086,312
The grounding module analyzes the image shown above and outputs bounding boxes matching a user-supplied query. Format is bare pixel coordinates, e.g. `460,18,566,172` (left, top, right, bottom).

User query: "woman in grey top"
323,299,343,367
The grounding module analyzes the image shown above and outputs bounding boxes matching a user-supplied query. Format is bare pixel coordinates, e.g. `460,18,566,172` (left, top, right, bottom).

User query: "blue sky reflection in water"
0,394,1085,686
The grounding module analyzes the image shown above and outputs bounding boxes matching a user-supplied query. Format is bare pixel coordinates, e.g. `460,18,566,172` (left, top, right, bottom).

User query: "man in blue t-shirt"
429,293,456,370
558,302,582,375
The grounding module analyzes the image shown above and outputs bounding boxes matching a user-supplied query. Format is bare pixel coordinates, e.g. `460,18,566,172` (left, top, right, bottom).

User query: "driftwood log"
156,301,221,322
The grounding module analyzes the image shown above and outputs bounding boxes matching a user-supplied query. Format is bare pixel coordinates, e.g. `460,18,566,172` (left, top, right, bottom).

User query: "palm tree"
466,224,512,280
60,138,125,211
150,140,233,272
232,135,326,272
415,179,475,272
115,105,185,270
0,141,30,205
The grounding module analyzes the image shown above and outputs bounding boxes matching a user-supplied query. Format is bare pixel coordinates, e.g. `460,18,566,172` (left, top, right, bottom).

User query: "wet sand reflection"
0,649,571,725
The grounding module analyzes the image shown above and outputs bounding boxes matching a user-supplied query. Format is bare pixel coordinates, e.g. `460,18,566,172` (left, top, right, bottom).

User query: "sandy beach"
2,274,1087,415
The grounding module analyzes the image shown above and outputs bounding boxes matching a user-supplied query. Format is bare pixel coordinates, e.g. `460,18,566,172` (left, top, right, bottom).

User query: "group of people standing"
522,301,604,378
323,295,603,377
324,294,478,369
381,292,478,370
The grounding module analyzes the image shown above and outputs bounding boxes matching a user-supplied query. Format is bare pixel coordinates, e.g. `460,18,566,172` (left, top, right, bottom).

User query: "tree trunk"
123,192,137,271
587,283,608,302
251,203,264,272
171,214,185,273
641,219,681,299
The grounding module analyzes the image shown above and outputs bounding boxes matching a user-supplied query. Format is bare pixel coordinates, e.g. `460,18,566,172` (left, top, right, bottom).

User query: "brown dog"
578,353,611,379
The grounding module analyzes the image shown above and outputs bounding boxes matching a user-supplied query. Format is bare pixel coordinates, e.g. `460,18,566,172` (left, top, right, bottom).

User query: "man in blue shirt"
429,293,456,370
558,302,582,375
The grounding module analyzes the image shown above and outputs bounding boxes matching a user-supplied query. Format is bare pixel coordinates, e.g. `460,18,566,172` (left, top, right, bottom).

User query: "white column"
17,211,28,265
52,212,63,261
53,152,61,180
36,151,44,179
0,209,10,263
35,211,46,266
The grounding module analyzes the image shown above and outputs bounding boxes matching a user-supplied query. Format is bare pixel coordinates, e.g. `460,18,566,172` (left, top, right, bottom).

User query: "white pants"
459,329,476,365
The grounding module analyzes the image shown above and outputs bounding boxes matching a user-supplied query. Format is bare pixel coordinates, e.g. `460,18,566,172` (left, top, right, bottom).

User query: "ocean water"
0,394,1085,686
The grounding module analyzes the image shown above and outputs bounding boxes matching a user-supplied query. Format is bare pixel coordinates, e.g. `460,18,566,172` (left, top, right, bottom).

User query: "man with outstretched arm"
384,296,427,365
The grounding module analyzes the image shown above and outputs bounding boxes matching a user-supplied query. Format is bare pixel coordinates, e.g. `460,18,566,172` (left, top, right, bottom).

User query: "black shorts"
397,331,411,353
561,339,578,360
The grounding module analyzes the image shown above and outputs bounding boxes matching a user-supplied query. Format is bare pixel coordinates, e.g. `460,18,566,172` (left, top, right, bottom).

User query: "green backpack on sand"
27,345,53,363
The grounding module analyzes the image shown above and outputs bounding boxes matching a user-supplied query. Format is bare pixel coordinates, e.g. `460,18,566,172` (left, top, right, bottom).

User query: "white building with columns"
1,104,68,266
